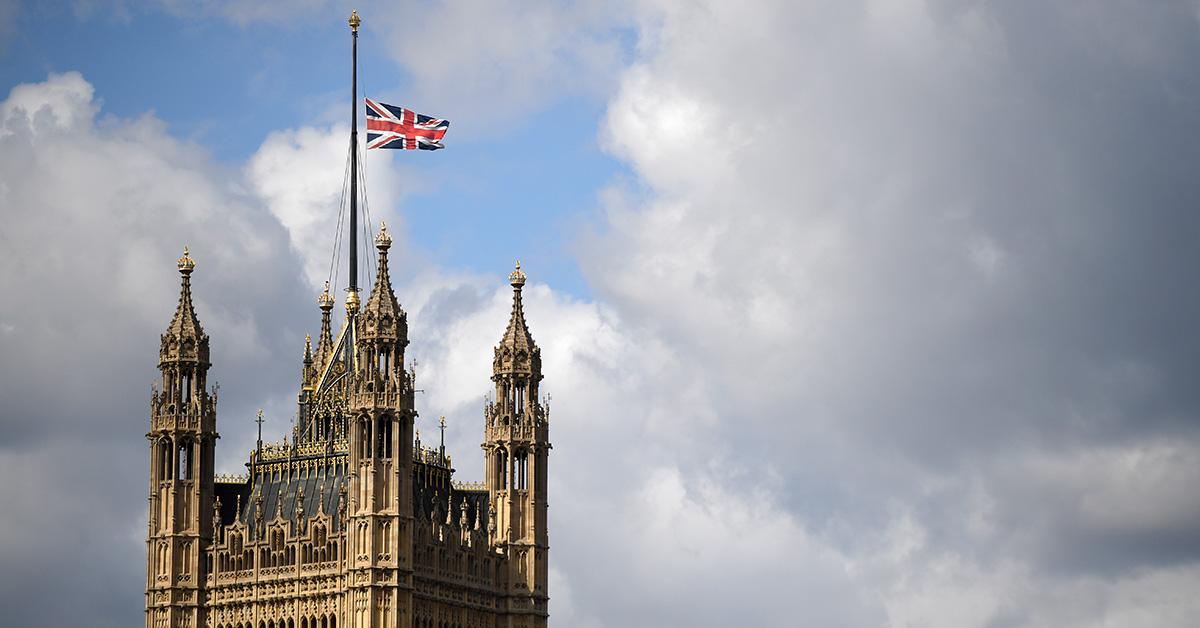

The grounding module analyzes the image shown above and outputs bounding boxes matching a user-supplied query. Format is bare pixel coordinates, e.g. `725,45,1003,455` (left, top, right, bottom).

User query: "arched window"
158,438,173,481
177,439,193,481
360,418,372,459
518,450,528,490
374,416,393,459
496,448,508,489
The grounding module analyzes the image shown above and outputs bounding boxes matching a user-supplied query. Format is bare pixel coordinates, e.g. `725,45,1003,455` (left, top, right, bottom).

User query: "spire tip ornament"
318,280,334,309
348,9,361,32
177,246,195,274
509,259,526,288
375,220,392,250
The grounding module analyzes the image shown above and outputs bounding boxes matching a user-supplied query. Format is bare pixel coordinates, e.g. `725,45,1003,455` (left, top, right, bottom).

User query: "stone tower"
146,248,218,628
346,224,418,626
483,261,551,627
146,249,555,628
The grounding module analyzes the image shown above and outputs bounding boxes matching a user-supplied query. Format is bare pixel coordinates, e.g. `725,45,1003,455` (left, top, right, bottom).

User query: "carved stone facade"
146,234,551,628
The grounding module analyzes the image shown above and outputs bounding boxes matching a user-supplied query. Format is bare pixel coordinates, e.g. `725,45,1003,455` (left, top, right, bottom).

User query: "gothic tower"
346,224,418,626
146,248,217,628
483,262,551,627
143,15,558,628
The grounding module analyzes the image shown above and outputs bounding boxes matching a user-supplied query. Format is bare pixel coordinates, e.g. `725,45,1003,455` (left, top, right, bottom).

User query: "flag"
365,98,450,150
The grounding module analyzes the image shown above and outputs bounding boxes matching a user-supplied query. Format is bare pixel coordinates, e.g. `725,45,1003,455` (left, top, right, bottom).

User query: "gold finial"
348,10,361,32
375,220,392,250
177,246,195,274
318,280,334,309
508,259,526,288
439,415,446,429
345,288,361,313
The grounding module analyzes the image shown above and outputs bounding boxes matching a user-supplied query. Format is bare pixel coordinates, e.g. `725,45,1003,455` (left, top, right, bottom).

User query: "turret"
490,260,543,420
158,247,210,409
346,221,417,624
146,247,218,628
356,222,409,389
483,261,551,626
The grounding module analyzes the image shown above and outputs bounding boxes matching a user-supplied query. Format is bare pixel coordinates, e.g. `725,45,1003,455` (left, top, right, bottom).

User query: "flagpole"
348,10,361,302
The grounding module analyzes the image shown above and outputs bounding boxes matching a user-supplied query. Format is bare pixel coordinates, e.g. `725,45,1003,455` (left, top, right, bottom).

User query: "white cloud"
1,70,96,134
372,0,629,129
0,71,313,625
248,123,412,289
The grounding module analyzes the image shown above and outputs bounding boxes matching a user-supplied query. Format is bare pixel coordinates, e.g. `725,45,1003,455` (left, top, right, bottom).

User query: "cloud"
64,0,631,132
6,1,1200,626
248,122,411,290
371,0,630,130
138,0,631,128
0,72,312,625
569,0,1200,624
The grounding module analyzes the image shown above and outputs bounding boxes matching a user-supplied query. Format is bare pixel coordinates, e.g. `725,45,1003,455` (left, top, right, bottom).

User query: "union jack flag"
365,98,450,150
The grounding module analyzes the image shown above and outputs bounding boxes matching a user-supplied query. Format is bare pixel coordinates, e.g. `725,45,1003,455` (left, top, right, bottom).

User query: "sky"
1,1,1200,626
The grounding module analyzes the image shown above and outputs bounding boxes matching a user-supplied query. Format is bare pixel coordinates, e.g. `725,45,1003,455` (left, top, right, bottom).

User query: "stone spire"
356,221,409,382
493,260,541,383
316,281,335,362
302,334,314,386
160,247,209,369
361,222,406,336
500,260,536,358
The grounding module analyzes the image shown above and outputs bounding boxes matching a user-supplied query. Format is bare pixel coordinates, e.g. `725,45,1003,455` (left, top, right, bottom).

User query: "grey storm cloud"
581,1,1200,624
3,2,1200,627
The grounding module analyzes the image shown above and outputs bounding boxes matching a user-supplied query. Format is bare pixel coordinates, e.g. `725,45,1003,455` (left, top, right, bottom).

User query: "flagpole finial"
348,9,361,32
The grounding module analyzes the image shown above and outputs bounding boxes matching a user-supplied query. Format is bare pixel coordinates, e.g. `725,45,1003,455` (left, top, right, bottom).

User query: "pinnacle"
499,262,536,354
362,223,403,325
162,246,208,363
316,282,335,362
